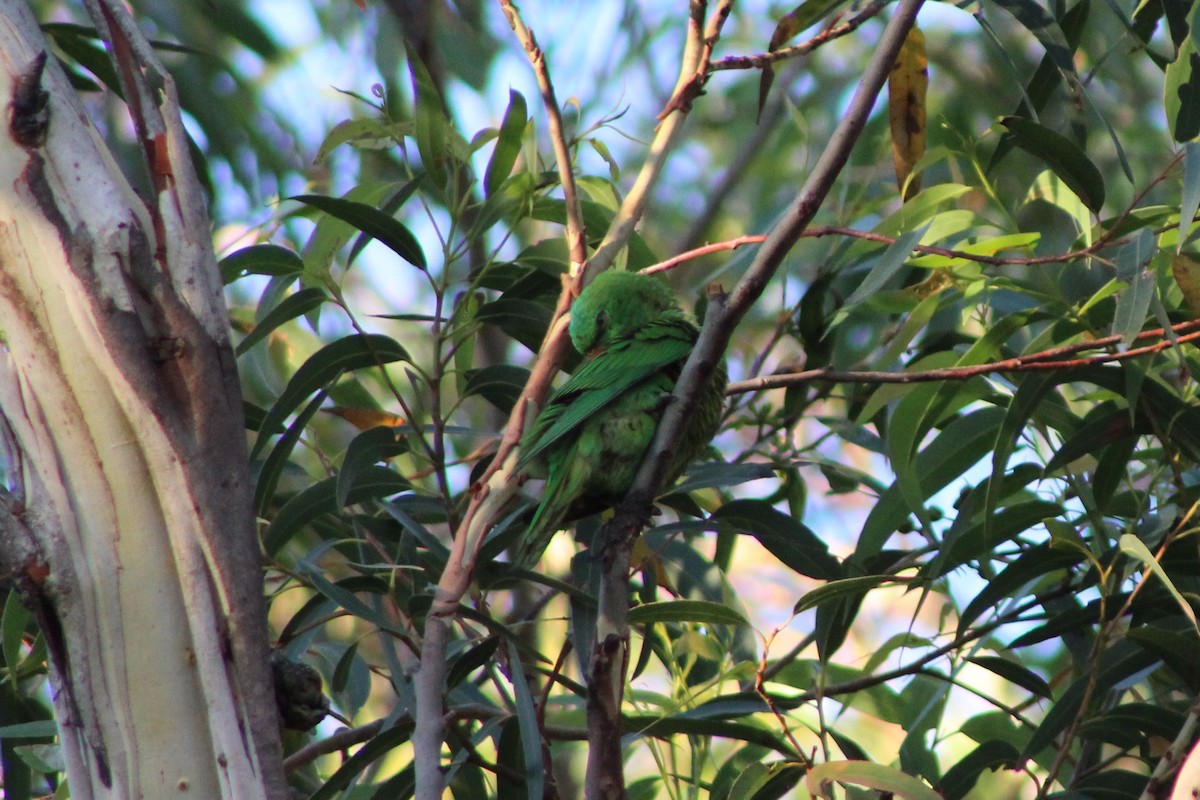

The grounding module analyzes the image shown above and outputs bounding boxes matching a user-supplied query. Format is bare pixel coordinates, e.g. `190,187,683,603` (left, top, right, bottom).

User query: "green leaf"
1180,141,1200,247
1166,37,1200,142
264,466,409,556
668,462,777,495
485,90,527,197
255,391,327,515
805,760,941,800
728,761,806,799
338,426,407,509
712,499,841,580
410,56,449,187
936,499,1063,576
628,600,748,627
935,740,1020,800
1111,228,1158,344
967,655,1053,699
836,224,929,320
0,721,58,739
1120,533,1200,632
1042,405,1133,475
989,0,1080,81
1,592,31,676
860,406,1007,555
987,0,1089,172
307,723,414,800
235,287,328,356
627,713,794,755
959,545,1083,635
793,575,904,614
505,639,545,800
291,194,427,270
252,334,408,460
1022,639,1159,760
462,364,529,414
475,298,554,352
219,244,305,284
1000,116,1105,212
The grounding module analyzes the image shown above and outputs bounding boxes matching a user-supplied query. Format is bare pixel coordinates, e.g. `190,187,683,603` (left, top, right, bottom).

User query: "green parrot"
515,269,727,567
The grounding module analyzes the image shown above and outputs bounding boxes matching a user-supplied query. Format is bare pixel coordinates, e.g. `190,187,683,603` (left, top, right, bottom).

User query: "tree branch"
727,318,1200,394
586,0,927,795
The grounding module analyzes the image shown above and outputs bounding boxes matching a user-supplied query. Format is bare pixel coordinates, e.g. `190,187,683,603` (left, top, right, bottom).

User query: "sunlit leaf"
1166,37,1200,142
1171,251,1200,309
628,600,748,627
485,90,527,198
805,760,941,800
889,26,928,200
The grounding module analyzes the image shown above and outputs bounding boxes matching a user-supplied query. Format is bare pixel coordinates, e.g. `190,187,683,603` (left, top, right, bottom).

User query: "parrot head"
569,271,680,355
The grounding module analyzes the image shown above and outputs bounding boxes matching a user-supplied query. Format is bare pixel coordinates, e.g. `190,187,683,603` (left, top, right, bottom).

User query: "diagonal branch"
626,0,929,521
585,0,927,795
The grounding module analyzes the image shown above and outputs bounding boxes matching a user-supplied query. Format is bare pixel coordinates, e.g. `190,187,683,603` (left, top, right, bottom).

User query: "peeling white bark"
0,3,285,798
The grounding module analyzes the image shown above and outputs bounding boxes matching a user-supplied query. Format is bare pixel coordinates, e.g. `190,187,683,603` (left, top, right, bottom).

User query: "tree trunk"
0,3,286,798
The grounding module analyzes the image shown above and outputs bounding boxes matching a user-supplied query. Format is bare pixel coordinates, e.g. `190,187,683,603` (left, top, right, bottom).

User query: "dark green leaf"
264,466,410,556
338,426,407,509
793,575,904,614
235,287,328,356
298,566,409,638
668,462,777,495
860,406,1008,555
410,56,449,187
712,499,841,579
291,194,427,270
255,391,327,515
505,639,545,800
1166,38,1200,142
220,244,305,284
252,334,408,460
475,298,553,352
626,713,794,756
935,740,1020,800
999,116,1105,212
1022,639,1159,759
307,723,414,800
462,364,529,414
968,655,1052,699
959,545,1083,635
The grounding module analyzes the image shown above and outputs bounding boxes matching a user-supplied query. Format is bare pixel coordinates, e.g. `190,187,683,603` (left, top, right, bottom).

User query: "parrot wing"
518,316,697,470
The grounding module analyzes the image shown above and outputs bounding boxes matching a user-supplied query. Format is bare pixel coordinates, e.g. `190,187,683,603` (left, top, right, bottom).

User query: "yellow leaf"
1172,252,1200,311
325,406,405,431
889,26,928,201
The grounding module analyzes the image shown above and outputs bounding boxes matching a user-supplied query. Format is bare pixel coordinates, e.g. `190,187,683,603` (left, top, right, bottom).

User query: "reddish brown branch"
708,0,890,73
728,319,1200,395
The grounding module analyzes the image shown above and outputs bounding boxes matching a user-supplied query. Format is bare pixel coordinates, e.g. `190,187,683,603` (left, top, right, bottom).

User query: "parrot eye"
594,311,608,336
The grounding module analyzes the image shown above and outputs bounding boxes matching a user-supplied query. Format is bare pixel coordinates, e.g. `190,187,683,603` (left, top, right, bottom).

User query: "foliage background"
4,0,1200,799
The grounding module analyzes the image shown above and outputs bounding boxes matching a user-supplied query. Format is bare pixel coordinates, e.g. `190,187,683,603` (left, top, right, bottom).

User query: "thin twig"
498,0,586,269
726,319,1200,394
709,0,891,72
